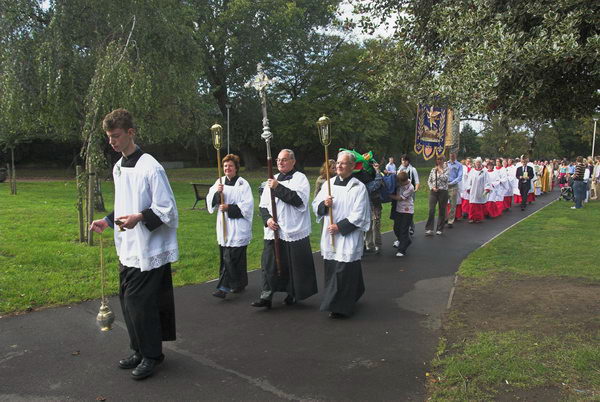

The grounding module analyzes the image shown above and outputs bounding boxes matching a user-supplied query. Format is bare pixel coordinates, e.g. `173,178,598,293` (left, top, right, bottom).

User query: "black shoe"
283,295,296,305
251,299,272,309
212,289,227,299
118,352,142,369
329,312,347,319
409,229,415,235
447,223,453,228
131,355,164,380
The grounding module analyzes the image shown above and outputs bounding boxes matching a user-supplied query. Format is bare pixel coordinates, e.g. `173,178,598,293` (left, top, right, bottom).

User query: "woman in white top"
207,154,254,299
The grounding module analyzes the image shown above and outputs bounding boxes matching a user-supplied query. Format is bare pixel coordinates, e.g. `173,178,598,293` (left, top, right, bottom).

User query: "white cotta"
487,169,505,202
113,154,179,271
260,171,311,242
466,168,491,204
312,176,371,262
506,165,519,196
206,176,253,247
460,165,471,200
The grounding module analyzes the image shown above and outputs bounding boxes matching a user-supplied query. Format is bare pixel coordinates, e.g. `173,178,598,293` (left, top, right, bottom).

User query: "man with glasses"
251,149,318,309
313,150,370,318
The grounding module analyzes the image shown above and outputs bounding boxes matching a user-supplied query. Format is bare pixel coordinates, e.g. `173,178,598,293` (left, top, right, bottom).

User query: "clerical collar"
495,166,502,170
277,168,296,181
224,175,239,186
334,176,350,186
121,146,144,168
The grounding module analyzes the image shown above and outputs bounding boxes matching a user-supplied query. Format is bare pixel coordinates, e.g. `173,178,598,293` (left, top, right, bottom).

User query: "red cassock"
514,193,536,204
461,198,470,215
485,201,502,218
468,203,485,222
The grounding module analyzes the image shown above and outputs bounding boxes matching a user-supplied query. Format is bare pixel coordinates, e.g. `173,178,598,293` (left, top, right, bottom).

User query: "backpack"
379,174,397,203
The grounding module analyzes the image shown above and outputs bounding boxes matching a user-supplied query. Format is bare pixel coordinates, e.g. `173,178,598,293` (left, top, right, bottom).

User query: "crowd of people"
383,153,600,258
90,108,600,380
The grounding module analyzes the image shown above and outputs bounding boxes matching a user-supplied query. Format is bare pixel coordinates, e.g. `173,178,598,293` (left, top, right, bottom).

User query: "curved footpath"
0,193,557,401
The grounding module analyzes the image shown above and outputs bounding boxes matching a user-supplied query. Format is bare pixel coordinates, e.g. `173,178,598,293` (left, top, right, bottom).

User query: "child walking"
390,171,415,257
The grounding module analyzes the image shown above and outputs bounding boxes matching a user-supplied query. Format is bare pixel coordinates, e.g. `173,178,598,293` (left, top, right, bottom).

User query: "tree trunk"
10,147,16,195
499,117,512,155
94,176,106,212
87,156,95,246
76,165,85,243
239,147,261,171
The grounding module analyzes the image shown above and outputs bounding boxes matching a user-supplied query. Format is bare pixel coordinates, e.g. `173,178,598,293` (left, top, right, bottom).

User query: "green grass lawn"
429,200,600,400
0,167,430,315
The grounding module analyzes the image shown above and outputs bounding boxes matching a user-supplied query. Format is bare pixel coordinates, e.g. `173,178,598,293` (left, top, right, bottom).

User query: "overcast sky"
335,1,396,41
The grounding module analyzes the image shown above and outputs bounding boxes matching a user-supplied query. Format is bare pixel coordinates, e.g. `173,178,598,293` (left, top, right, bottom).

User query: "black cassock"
320,259,365,317
106,147,177,359
258,169,318,301
119,263,176,359
260,237,318,300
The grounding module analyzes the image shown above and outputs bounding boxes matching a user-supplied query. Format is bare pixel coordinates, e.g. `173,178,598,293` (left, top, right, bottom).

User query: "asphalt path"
0,193,556,401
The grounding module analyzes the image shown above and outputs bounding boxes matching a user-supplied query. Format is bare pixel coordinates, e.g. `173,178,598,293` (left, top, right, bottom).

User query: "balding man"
312,150,371,318
251,149,318,309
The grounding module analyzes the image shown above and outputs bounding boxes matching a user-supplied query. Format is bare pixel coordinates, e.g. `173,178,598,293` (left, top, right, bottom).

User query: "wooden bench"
191,183,212,210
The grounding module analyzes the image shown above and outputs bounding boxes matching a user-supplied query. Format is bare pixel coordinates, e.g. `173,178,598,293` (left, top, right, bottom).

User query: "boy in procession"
90,108,179,380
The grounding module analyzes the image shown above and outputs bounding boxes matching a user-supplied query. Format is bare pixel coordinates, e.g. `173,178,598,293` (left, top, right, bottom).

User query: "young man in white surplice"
90,109,178,381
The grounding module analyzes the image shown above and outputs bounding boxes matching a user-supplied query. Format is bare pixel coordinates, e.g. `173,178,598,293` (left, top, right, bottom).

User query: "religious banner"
414,104,454,160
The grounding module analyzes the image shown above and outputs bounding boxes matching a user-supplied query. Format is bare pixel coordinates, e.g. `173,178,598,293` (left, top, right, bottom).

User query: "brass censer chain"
96,232,115,331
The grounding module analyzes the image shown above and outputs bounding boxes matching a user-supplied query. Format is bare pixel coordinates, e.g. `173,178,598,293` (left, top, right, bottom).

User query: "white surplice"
312,176,371,262
113,154,179,271
467,168,491,204
260,170,311,242
206,176,253,247
487,168,504,202
506,165,519,196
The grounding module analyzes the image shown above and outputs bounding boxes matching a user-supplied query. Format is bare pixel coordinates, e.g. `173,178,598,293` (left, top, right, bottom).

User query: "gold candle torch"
316,115,335,250
96,233,114,331
211,123,227,241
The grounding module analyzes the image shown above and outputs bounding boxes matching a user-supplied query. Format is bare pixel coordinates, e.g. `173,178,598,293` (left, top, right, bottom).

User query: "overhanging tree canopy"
353,0,600,120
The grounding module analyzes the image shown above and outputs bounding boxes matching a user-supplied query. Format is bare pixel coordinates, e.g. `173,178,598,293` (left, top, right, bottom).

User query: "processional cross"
245,63,279,144
245,63,282,274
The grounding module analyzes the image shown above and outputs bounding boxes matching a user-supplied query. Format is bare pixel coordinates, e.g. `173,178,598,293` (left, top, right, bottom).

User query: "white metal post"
226,103,231,155
592,118,598,159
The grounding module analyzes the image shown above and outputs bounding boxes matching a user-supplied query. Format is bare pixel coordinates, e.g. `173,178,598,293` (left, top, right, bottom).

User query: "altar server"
206,154,253,299
313,150,371,318
90,108,178,380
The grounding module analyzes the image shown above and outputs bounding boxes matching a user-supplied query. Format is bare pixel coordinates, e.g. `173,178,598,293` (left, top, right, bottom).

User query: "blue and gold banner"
414,104,454,160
